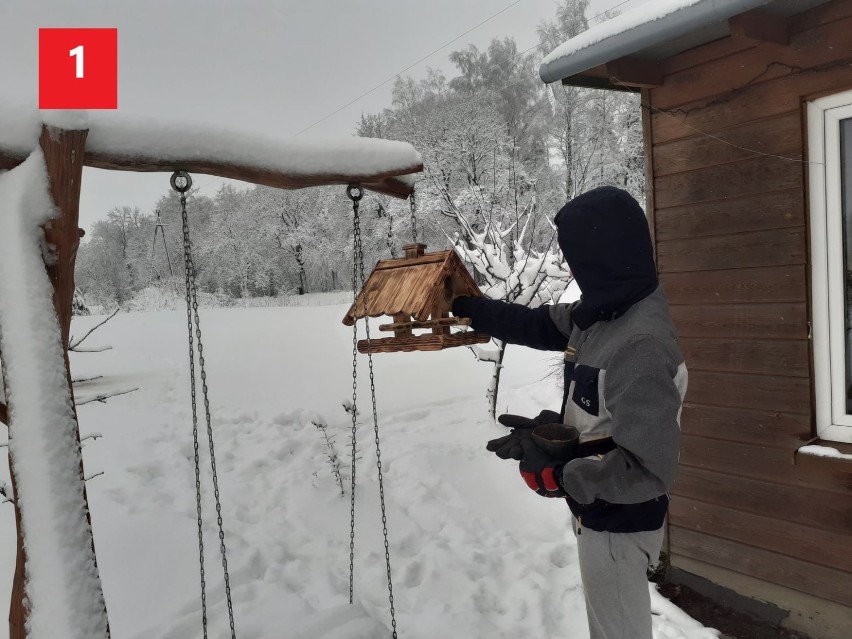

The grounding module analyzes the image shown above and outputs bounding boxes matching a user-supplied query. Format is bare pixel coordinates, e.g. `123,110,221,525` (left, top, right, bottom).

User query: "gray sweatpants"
572,518,664,639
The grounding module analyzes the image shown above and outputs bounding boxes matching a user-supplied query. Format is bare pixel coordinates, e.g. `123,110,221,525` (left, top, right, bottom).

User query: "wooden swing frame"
0,122,422,639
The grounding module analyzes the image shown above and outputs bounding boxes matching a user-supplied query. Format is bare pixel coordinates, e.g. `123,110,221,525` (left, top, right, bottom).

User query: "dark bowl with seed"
532,423,580,460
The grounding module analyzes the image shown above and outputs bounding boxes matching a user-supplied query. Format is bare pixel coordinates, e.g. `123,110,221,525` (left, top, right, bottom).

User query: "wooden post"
6,125,110,638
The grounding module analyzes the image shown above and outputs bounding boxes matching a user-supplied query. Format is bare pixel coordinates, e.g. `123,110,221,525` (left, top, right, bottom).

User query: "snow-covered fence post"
0,124,110,639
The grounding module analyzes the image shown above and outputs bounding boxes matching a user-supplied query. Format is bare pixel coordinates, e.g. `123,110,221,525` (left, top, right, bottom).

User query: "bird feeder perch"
342,243,491,354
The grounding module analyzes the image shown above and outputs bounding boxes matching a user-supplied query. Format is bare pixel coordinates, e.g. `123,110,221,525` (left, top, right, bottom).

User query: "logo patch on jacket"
571,365,600,416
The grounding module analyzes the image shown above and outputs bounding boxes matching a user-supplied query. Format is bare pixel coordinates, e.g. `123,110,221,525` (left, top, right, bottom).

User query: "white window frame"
808,90,852,443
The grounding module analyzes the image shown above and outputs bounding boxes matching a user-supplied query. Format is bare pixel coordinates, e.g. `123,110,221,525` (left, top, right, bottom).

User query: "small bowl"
532,423,580,460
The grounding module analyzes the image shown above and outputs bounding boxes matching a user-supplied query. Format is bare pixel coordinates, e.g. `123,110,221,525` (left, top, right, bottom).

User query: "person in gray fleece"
451,186,687,639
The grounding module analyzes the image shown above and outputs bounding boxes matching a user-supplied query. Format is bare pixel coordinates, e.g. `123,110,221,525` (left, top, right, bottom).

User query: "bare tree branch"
76,387,139,406
0,480,13,505
72,375,103,384
69,308,119,351
84,471,104,482
70,346,114,353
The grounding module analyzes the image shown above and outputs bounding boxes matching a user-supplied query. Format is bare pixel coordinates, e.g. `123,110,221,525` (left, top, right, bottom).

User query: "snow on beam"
0,109,422,198
0,147,110,638
0,146,417,197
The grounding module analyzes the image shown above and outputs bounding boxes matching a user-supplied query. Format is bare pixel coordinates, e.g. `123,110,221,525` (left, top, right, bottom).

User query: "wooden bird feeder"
342,243,491,354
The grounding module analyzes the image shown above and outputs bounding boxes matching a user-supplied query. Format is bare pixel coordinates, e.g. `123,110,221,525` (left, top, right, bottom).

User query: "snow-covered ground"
0,297,719,638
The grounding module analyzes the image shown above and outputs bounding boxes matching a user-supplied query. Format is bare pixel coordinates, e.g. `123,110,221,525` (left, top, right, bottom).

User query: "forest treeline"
75,0,644,310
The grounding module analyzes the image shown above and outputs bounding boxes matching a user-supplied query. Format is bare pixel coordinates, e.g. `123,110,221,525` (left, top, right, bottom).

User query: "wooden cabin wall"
644,0,852,617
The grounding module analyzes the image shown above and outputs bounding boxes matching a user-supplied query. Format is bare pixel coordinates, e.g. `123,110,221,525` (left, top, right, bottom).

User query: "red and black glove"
487,409,561,460
519,438,567,498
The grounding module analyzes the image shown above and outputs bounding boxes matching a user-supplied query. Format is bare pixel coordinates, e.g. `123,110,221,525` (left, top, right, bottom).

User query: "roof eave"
539,0,774,85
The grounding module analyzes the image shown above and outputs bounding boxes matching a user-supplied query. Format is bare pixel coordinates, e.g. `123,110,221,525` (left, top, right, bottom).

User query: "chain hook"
171,170,193,193
346,184,364,202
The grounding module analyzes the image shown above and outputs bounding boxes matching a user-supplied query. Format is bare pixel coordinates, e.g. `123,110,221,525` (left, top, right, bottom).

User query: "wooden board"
669,498,852,573
357,331,490,354
673,466,852,534
669,527,852,607
653,153,802,209
669,302,808,339
678,435,852,494
678,337,810,377
680,402,810,448
684,370,810,415
652,111,802,177
655,188,805,242
656,227,806,273
660,265,807,305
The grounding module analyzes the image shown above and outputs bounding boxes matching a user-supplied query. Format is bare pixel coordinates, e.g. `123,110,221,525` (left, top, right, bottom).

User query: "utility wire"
294,0,642,138
294,0,527,136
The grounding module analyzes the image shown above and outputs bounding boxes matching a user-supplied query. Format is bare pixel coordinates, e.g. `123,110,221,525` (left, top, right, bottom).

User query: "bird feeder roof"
342,247,481,325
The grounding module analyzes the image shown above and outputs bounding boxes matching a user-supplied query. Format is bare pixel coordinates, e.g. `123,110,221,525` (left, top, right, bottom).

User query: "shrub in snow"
312,417,345,496
72,287,91,316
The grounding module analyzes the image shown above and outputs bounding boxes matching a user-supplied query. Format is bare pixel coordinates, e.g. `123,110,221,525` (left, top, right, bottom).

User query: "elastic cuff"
553,464,565,491
451,296,472,317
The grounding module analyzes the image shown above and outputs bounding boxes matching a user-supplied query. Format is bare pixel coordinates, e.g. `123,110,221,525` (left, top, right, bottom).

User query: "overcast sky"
0,0,646,232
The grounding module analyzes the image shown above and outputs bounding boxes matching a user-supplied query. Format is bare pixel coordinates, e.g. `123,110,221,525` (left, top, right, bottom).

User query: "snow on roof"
539,0,773,84
0,101,422,191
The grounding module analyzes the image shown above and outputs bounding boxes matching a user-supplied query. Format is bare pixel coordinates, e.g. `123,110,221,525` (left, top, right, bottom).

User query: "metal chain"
347,185,398,638
348,189,360,606
179,185,208,639
409,190,418,244
173,171,237,639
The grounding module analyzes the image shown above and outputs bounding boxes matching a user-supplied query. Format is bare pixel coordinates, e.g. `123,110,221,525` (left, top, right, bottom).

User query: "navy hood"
556,186,658,330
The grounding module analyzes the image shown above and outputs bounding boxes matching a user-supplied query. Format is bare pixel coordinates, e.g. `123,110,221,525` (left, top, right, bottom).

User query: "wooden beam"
2,147,421,198
729,10,790,46
378,317,472,332
357,330,490,354
606,57,662,89
6,126,110,639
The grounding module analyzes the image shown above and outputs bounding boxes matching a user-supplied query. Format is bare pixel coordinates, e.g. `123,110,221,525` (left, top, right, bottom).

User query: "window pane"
842,118,852,413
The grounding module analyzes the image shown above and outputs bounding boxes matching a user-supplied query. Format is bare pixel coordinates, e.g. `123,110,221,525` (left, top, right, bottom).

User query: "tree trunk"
486,340,507,421
6,125,110,638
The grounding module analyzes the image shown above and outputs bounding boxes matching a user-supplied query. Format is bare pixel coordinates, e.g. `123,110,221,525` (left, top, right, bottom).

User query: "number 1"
70,45,84,78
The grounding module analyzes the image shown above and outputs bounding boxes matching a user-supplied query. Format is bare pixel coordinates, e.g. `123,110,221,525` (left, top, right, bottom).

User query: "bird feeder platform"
342,243,491,354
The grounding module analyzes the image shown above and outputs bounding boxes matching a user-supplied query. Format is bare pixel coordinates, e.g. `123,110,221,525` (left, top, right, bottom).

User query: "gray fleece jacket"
453,186,687,532
550,286,687,506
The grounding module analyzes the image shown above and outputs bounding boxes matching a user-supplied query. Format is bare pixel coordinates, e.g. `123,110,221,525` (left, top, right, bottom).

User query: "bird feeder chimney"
403,243,427,259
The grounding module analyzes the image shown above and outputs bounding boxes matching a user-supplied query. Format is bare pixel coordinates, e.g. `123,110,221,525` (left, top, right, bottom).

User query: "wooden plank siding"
669,528,852,608
646,0,852,610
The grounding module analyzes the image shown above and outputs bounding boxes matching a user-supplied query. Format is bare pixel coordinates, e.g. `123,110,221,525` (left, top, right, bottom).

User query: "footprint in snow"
548,543,574,569
402,560,424,587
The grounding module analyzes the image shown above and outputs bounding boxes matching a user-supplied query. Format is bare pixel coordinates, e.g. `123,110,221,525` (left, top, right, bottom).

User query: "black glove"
487,409,562,460
518,438,567,498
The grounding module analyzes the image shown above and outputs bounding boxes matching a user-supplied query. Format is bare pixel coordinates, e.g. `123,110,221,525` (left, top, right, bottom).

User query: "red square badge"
39,28,118,109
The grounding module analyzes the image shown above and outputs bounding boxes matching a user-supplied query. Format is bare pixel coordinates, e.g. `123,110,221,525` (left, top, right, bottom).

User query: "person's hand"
486,409,561,460
518,438,567,498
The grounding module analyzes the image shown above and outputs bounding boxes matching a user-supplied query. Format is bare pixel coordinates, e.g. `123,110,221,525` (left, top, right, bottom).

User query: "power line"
293,0,527,137
588,0,637,24
294,0,642,138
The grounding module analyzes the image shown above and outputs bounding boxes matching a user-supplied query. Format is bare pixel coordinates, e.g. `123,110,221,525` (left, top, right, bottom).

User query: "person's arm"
451,296,569,351
560,334,683,504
